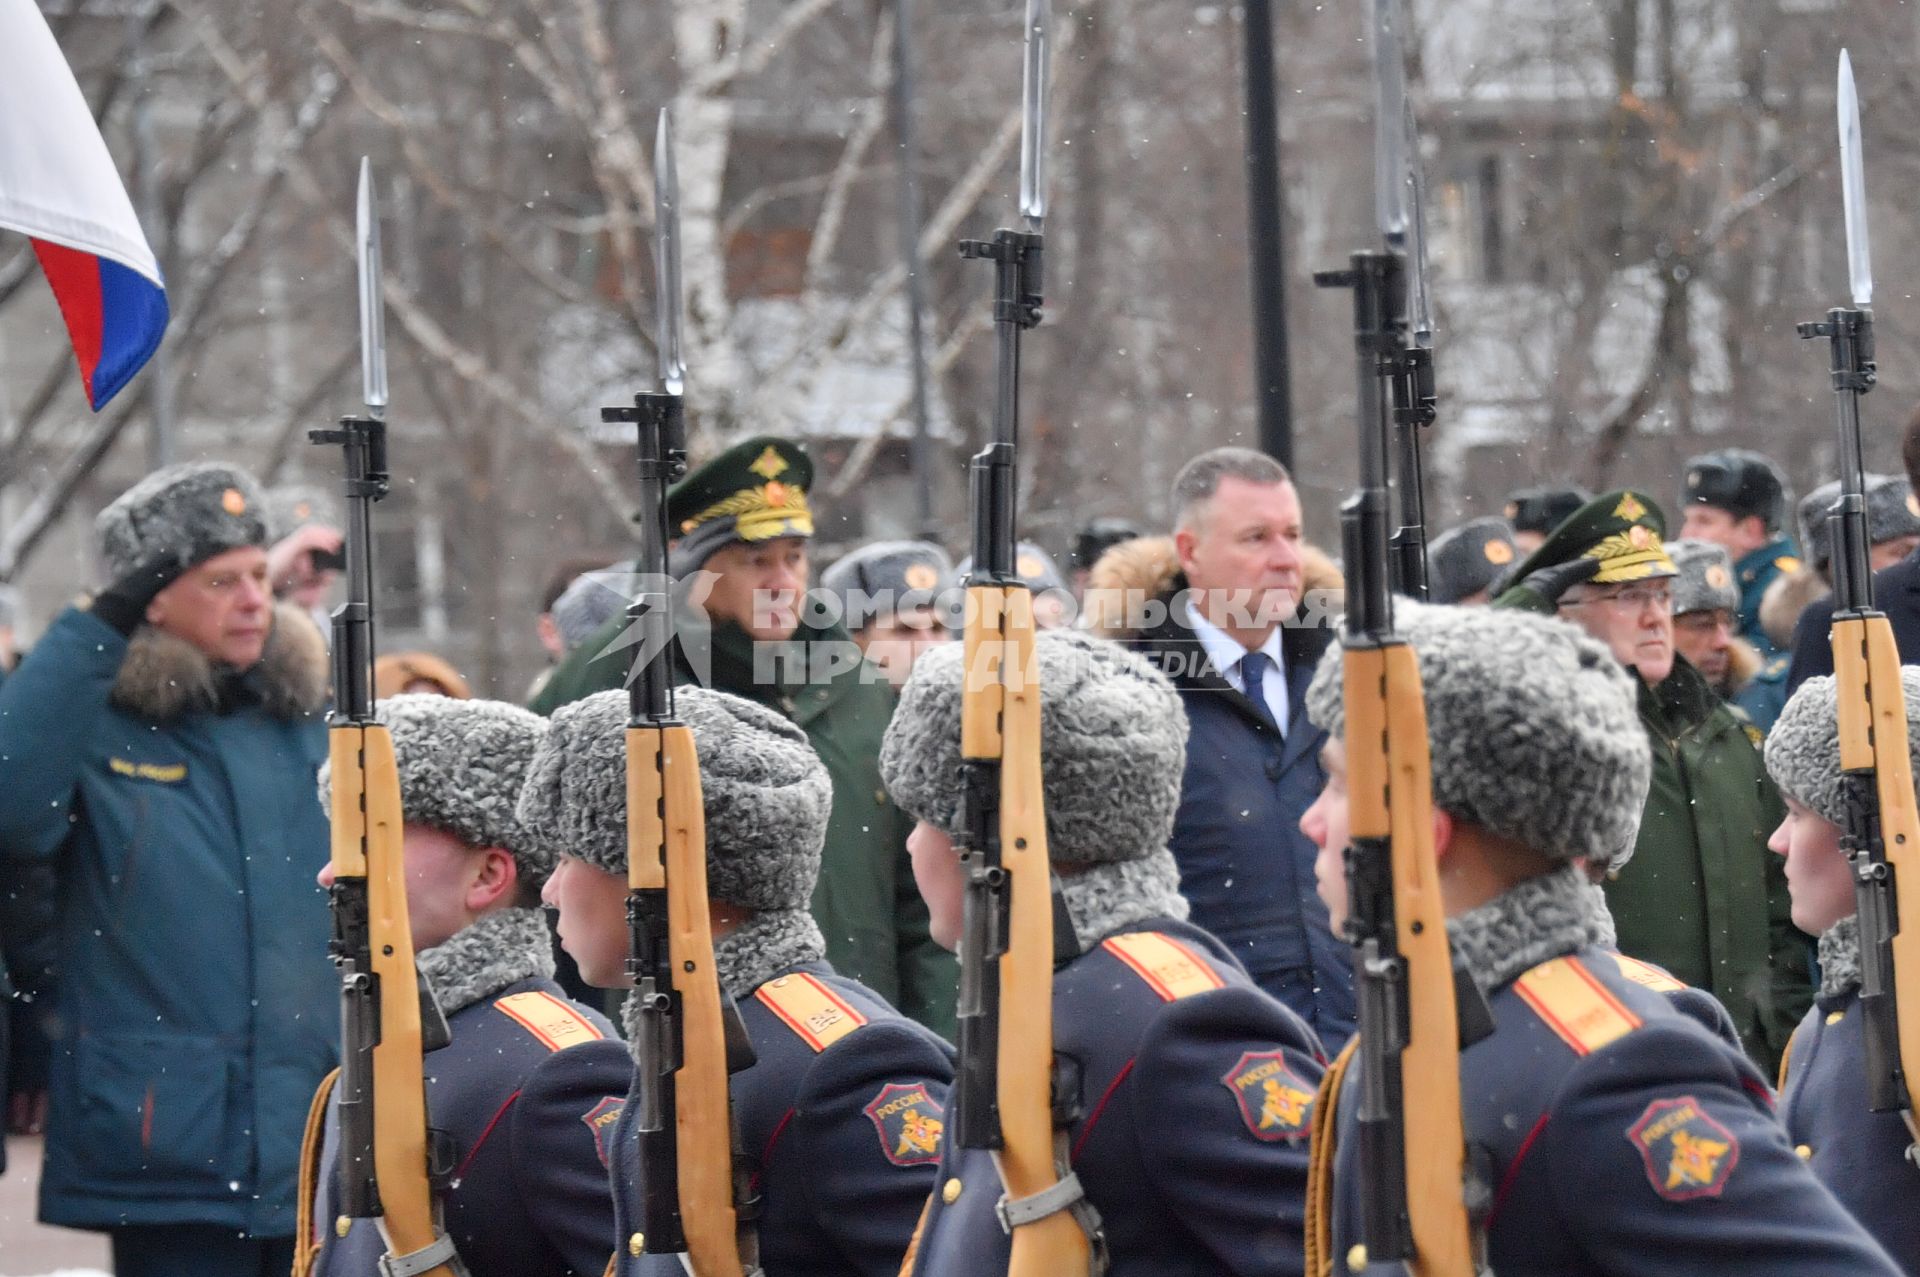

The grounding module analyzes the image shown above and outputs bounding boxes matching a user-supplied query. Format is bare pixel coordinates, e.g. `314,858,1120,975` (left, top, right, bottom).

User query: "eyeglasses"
1560,582,1673,613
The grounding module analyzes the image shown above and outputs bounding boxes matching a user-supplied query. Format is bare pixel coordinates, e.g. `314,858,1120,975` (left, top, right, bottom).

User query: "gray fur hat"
1428,517,1518,604
880,628,1188,864
1306,601,1650,866
957,542,1070,598
517,687,831,910
819,540,954,630
265,483,341,541
96,461,272,582
320,694,555,879
1797,475,1920,573
1664,539,1739,616
550,562,633,652
1765,669,1920,827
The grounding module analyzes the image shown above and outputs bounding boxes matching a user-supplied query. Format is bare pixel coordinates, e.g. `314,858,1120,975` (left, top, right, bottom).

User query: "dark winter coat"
1319,945,1900,1276
904,918,1324,1277
1605,656,1810,1076
0,604,336,1234
304,975,628,1277
1088,537,1355,1050
1735,536,1800,660
614,961,955,1276
530,606,957,1038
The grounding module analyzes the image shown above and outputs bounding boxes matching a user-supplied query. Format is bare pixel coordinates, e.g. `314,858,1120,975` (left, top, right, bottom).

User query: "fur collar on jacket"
1082,535,1344,642
1447,864,1615,995
417,907,558,1017
1818,915,1861,1003
110,602,328,723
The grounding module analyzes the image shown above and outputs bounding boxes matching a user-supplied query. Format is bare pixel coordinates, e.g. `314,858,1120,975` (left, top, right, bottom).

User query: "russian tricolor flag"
0,0,169,411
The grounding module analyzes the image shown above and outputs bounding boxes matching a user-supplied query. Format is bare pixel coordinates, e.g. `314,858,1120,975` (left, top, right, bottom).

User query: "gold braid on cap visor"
1581,526,1678,584
679,482,815,542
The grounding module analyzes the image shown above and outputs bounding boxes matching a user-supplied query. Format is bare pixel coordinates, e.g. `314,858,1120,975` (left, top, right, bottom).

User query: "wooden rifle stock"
1830,615,1920,1117
326,724,459,1277
960,585,1088,1276
1342,642,1474,1276
625,723,744,1276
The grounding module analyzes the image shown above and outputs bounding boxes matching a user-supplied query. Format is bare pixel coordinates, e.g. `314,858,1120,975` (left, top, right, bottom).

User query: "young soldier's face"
1679,505,1769,557
316,823,509,953
146,545,274,669
1300,738,1352,933
906,821,966,951
541,854,634,987
1768,797,1856,936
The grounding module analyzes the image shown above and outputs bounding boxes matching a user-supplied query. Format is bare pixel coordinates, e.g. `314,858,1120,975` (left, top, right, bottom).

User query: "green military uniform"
1496,490,1812,1075
529,438,956,1037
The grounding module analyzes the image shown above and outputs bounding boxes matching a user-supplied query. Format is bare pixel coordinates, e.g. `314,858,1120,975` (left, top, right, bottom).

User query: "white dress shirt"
1186,604,1288,731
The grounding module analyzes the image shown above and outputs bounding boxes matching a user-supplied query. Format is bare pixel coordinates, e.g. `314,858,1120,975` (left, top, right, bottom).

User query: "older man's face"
1175,477,1305,627
1558,577,1675,685
145,546,274,669
697,537,811,642
1671,607,1733,687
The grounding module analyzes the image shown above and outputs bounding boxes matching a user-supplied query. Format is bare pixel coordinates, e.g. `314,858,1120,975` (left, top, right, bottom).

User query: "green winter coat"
1605,656,1811,1075
529,609,957,1038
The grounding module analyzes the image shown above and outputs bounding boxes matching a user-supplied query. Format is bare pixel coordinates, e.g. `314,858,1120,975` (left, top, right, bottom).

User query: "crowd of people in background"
2,411,1918,1272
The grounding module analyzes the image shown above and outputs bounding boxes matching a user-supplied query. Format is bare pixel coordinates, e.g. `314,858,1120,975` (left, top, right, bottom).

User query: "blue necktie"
1240,651,1280,733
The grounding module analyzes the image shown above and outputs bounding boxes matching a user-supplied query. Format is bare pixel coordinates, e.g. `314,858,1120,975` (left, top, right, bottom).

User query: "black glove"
1508,556,1603,609
90,553,186,635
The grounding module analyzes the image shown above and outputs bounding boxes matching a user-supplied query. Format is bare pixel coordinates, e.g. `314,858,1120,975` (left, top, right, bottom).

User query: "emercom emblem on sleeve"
1222,1050,1315,1142
863,1081,945,1168
1627,1096,1739,1201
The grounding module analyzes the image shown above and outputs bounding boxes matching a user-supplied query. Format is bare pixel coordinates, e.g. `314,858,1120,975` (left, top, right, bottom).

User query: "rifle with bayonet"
312,159,466,1277
602,108,760,1277
1311,1,1482,1271
951,2,1103,1274
1798,49,1920,1136
1356,0,1436,600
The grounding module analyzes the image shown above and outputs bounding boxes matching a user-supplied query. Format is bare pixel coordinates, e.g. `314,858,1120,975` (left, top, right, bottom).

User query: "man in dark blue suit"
1087,447,1353,1049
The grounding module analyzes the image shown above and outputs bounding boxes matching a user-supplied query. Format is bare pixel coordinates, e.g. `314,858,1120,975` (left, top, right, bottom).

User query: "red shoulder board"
1102,932,1227,1002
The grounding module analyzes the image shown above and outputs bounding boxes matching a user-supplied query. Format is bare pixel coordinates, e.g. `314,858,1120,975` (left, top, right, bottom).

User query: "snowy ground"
0,1138,109,1276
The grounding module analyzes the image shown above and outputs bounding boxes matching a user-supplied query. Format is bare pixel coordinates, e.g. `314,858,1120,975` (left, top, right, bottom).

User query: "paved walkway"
0,1137,108,1276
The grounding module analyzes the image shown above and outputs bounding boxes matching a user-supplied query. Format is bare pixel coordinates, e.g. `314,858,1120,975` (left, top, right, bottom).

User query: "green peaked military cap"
1493,489,1676,613
664,435,815,574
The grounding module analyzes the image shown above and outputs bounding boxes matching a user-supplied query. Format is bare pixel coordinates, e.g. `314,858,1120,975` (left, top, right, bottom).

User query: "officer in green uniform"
1678,449,1799,659
528,436,955,1037
1496,490,1811,1075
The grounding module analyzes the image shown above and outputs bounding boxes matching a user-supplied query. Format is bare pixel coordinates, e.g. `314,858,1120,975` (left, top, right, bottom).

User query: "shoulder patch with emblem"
1222,1050,1316,1142
863,1081,945,1168
493,990,605,1052
1102,932,1227,1002
1627,1095,1739,1201
755,971,868,1052
1512,956,1642,1055
580,1096,623,1168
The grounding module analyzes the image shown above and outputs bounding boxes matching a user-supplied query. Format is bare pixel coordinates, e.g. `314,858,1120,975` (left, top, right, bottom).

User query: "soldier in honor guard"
1300,601,1900,1275
1679,448,1800,659
520,686,955,1276
1762,670,1920,1271
297,694,631,1277
881,628,1327,1277
1426,517,1516,606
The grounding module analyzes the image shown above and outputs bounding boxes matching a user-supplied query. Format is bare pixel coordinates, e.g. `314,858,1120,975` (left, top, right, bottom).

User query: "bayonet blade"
1371,0,1409,245
1405,99,1434,349
654,109,686,397
1839,49,1873,307
356,157,388,420
1017,0,1050,227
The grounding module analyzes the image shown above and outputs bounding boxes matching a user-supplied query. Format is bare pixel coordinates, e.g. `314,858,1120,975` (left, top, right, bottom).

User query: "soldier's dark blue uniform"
1779,977,1920,1271
299,976,629,1277
905,917,1325,1277
613,961,954,1277
1317,946,1900,1276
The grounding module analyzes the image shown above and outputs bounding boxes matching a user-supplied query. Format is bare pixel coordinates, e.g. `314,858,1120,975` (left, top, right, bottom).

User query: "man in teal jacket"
0,463,335,1277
